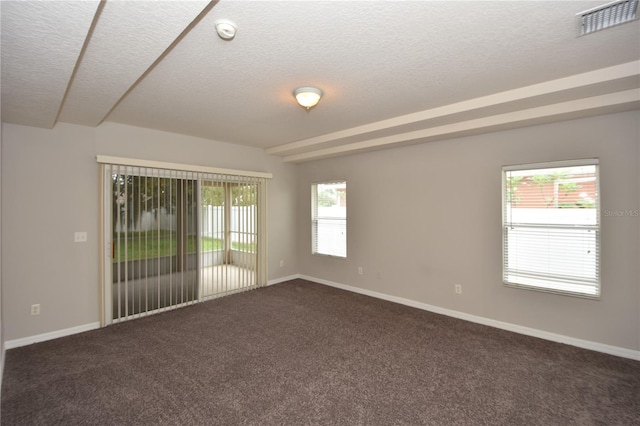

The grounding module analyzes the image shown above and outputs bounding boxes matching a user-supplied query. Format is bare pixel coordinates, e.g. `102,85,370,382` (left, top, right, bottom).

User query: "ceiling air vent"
576,0,639,36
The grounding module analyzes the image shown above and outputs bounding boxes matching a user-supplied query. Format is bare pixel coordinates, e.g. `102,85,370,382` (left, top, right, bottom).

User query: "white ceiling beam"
58,0,213,127
282,89,640,163
268,61,640,157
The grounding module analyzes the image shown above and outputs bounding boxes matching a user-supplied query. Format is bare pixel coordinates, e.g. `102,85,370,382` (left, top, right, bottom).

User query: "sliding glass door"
100,161,267,324
200,181,259,297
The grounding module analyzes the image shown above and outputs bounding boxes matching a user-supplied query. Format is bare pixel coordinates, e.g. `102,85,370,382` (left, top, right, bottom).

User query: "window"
312,181,347,257
502,160,599,298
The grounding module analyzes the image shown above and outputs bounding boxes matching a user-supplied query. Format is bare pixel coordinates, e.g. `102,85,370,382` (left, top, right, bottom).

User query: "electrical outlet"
279,260,284,268
31,304,40,315
74,231,87,243
455,284,462,294
358,266,363,275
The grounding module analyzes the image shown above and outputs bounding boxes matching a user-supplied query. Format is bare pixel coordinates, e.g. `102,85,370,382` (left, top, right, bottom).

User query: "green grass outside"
113,232,254,262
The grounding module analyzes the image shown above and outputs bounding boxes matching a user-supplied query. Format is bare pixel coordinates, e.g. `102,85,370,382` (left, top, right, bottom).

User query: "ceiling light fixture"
293,87,323,110
215,19,237,40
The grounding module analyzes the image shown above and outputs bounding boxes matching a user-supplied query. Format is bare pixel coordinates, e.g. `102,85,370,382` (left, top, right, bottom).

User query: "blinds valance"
96,155,273,180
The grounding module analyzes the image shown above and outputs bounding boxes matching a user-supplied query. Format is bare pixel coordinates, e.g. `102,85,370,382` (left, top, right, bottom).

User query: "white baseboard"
299,274,640,361
267,274,301,286
3,277,300,351
4,277,639,362
4,322,101,350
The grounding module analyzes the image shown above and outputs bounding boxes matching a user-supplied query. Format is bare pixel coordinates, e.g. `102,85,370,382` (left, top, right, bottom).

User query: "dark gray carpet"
2,279,639,425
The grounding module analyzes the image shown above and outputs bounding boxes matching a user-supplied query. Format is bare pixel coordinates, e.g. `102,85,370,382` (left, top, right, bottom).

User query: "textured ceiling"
58,0,212,127
0,0,100,128
2,1,639,162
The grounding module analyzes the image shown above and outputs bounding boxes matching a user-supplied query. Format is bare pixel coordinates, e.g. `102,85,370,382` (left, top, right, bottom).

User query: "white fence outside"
201,205,256,244
115,205,256,245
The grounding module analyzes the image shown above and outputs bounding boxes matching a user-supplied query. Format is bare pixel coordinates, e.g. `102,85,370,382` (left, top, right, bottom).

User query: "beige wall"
2,112,638,352
1,122,298,341
297,111,640,351
0,41,3,407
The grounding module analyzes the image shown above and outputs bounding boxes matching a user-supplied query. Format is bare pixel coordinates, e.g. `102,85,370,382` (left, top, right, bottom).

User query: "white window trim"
312,180,347,259
502,158,600,299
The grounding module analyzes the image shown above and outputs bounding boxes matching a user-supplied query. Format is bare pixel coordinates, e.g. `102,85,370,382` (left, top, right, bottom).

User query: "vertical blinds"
503,160,600,297
99,157,269,323
200,178,262,299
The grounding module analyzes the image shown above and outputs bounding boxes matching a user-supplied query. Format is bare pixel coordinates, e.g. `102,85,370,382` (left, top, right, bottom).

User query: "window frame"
311,180,347,258
502,159,600,299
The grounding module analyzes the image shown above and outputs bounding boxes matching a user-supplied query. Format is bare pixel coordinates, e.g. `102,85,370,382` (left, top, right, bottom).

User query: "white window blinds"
312,181,347,258
502,160,600,298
